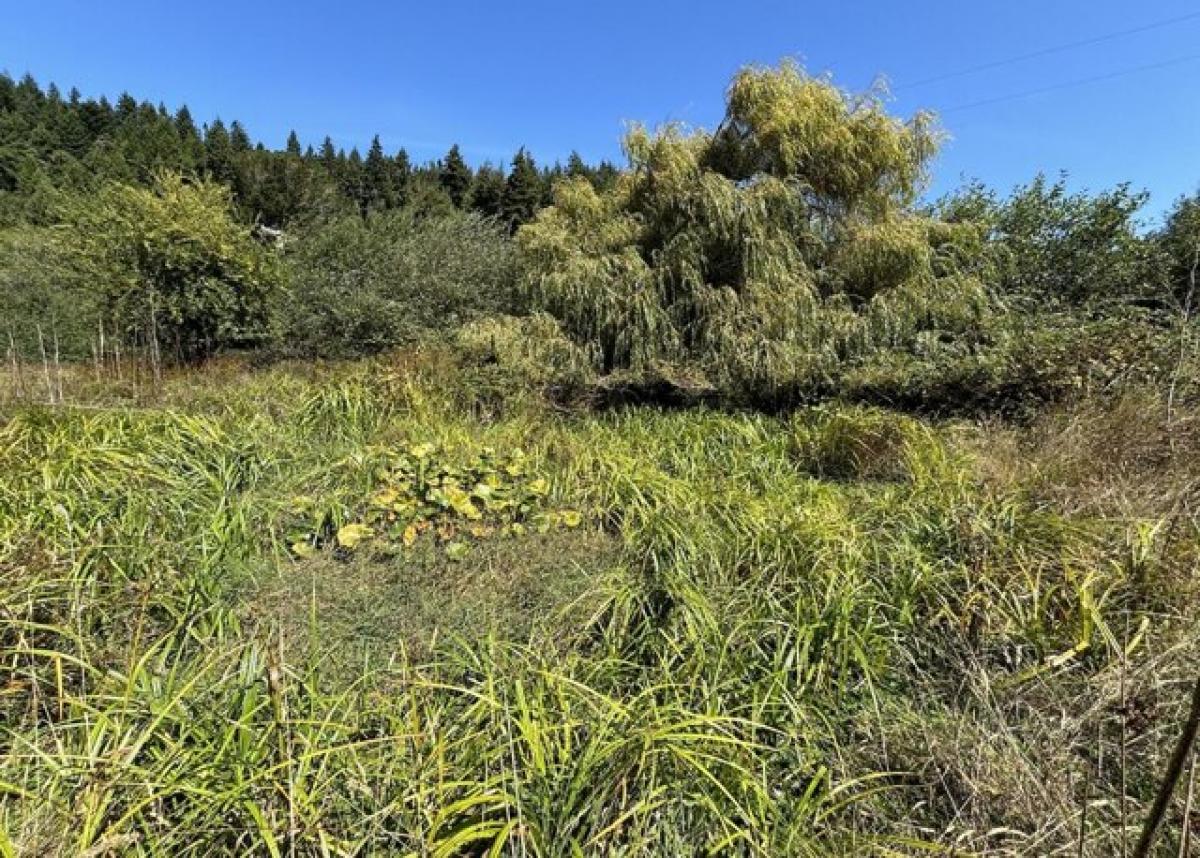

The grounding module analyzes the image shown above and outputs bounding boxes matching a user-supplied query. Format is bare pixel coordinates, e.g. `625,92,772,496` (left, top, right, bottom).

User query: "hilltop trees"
519,61,987,402
0,72,619,231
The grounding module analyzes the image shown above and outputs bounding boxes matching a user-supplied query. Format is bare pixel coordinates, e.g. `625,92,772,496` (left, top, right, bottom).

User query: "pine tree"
204,119,236,184
80,96,115,139
319,136,338,176
392,148,412,208
364,134,393,212
115,92,137,123
0,74,17,113
540,163,562,206
229,120,251,153
500,147,541,230
285,130,302,156
566,150,589,179
174,106,200,143
342,147,367,218
470,163,505,217
438,143,472,208
593,160,620,191
174,106,204,171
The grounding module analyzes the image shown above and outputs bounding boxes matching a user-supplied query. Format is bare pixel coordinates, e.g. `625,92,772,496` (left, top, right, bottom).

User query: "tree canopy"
519,61,987,403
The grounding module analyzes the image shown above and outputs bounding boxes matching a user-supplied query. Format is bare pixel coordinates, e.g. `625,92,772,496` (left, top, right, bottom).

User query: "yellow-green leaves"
64,171,283,361
520,60,991,407
287,441,585,559
335,523,373,550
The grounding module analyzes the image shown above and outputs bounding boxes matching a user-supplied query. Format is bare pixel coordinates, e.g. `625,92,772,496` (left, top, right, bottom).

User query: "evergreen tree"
364,134,394,212
500,147,541,230
174,106,204,171
342,147,367,218
593,160,620,191
319,136,338,176
285,130,302,156
115,92,137,123
229,120,251,153
566,151,589,179
203,119,236,185
540,163,562,206
174,105,200,143
438,143,472,208
470,163,505,217
80,96,115,139
391,148,412,207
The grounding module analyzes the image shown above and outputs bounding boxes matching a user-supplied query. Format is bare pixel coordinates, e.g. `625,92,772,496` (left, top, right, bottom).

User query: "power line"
898,10,1200,90
939,51,1200,114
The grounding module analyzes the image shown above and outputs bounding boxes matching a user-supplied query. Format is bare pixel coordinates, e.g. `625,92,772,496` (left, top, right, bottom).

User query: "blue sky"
3,0,1198,217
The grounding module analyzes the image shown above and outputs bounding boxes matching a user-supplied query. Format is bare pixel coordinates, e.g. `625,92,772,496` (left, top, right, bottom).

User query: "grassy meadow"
3,57,1200,857
1,355,1197,856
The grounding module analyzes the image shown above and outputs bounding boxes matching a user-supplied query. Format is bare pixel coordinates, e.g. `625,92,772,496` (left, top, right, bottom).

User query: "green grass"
1,359,1197,855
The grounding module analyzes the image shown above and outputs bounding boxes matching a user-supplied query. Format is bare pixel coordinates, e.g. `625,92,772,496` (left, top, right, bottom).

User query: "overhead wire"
939,51,1200,113
897,9,1200,90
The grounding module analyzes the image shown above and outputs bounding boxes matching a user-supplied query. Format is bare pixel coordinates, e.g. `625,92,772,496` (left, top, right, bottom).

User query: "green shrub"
937,174,1165,310
62,172,283,362
280,209,515,357
0,224,98,360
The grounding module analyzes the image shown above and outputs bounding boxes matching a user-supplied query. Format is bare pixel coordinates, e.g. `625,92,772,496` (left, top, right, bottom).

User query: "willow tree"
518,61,990,404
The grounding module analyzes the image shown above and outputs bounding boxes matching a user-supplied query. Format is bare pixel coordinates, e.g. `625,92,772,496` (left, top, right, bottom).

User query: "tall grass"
1,360,1197,855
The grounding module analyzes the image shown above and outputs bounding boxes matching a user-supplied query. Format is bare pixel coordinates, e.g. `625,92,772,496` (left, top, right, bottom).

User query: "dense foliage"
1,361,1198,855
67,173,283,362
2,63,1196,407
280,209,515,357
1,57,1200,858
523,63,964,392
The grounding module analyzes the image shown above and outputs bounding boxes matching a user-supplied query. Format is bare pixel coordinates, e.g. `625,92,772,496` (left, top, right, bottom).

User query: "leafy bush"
937,174,1164,309
280,208,515,357
65,171,283,362
0,224,98,360
1159,191,1200,309
454,312,595,406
